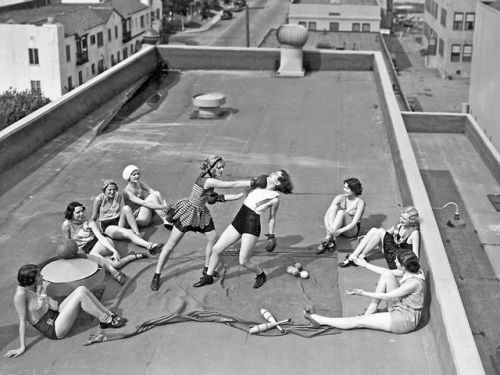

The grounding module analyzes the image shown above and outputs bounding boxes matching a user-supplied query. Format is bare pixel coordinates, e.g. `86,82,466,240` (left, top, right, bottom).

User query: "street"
170,0,289,47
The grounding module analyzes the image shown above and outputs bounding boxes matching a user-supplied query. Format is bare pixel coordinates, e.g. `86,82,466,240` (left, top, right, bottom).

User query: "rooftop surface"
0,68,447,374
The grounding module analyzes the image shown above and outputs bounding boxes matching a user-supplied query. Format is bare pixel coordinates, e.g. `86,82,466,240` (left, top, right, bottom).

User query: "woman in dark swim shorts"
4,264,127,358
194,170,294,289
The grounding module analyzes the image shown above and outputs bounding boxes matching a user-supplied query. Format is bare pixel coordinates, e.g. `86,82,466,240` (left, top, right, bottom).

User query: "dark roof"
293,0,379,5
106,0,148,17
484,0,500,12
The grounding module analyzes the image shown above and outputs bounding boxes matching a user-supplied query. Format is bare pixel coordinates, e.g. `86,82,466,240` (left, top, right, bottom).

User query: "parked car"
234,0,246,6
231,5,243,12
221,9,233,20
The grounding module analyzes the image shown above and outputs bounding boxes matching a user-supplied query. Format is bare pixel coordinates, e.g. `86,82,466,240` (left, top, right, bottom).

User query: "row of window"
428,39,472,62
426,0,475,30
298,21,371,32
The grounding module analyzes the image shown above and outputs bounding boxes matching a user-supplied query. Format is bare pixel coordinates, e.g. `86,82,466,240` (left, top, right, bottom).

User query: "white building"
288,0,381,33
469,0,500,152
0,0,162,99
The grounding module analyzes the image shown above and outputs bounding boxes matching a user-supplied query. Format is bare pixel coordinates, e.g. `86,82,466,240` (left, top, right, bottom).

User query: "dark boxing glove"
265,233,276,252
250,174,268,189
206,192,226,205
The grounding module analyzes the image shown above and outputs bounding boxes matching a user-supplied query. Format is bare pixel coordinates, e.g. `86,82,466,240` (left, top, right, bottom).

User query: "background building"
469,0,500,152
288,0,381,33
423,0,476,78
0,0,162,99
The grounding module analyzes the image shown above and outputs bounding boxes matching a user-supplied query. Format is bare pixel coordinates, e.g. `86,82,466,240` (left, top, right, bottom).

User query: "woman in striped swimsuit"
150,155,251,291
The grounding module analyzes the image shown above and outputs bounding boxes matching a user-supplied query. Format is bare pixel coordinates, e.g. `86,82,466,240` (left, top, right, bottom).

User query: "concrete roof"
292,0,379,6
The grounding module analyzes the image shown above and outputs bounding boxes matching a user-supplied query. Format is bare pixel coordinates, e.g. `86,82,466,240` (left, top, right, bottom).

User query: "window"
453,13,463,30
108,28,112,42
117,51,121,62
28,48,39,65
140,15,145,28
308,22,316,31
90,35,96,45
156,9,160,20
111,54,115,66
30,80,41,92
465,13,475,30
430,1,438,18
462,44,472,62
130,45,134,55
428,37,437,55
440,8,447,27
329,22,339,31
438,38,444,56
425,0,430,12
362,23,370,32
123,47,128,59
66,45,71,62
91,63,96,75
97,32,104,47
78,71,83,85
298,21,306,28
352,23,360,32
151,11,155,21
67,76,73,90
115,25,118,39
451,44,460,62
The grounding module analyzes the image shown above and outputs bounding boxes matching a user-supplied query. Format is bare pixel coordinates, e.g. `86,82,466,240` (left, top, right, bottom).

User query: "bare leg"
55,286,111,338
238,234,261,275
350,227,385,259
154,227,184,274
310,312,393,332
203,230,218,268
89,239,137,269
206,226,241,275
119,205,141,235
105,225,155,250
364,271,400,314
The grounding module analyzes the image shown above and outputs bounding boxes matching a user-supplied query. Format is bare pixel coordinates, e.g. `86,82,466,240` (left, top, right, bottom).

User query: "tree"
0,88,51,131
164,0,192,30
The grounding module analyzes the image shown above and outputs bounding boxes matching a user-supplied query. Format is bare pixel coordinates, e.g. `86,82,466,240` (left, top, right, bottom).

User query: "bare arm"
348,279,419,301
221,192,246,202
266,199,279,234
204,178,251,190
90,195,102,222
354,258,404,277
408,230,420,258
123,186,167,210
5,290,27,358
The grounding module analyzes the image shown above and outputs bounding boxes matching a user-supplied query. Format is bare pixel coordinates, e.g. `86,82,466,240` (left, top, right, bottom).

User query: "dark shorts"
33,309,59,340
382,232,412,269
81,234,111,254
100,217,119,233
174,219,215,234
231,205,261,237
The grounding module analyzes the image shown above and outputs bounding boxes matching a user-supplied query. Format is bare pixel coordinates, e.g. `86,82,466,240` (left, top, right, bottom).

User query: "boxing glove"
250,174,268,189
206,192,219,205
265,233,276,252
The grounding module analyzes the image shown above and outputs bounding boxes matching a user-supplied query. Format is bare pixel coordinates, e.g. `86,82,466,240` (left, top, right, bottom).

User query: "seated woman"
62,201,144,284
304,250,426,334
4,264,126,358
339,206,420,268
317,177,365,254
122,165,171,228
91,179,163,255
150,155,252,291
194,170,294,289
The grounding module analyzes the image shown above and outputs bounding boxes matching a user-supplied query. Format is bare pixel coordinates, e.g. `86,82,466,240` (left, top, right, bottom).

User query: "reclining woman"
304,250,426,334
62,201,144,285
317,177,365,254
91,179,163,256
151,155,251,291
122,165,172,228
339,206,420,269
194,170,294,289
4,264,126,358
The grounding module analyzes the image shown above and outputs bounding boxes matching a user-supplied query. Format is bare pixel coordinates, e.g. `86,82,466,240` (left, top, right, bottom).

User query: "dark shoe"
339,255,356,268
149,243,164,256
316,239,329,255
100,317,126,329
202,266,219,278
111,313,128,323
114,272,127,285
193,274,214,287
253,272,267,289
303,307,321,328
327,237,336,252
151,273,161,291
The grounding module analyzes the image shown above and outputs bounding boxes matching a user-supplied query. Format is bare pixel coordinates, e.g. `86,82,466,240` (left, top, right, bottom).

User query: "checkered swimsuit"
169,177,213,230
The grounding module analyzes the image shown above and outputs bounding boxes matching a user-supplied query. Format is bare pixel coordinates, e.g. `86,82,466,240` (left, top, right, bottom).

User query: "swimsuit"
231,188,279,236
383,224,418,269
24,288,59,340
33,309,59,340
389,270,426,333
339,195,362,237
167,176,215,233
123,182,150,215
69,221,96,254
95,192,122,232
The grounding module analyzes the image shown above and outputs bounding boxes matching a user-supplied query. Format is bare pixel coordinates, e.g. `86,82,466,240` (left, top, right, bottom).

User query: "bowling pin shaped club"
249,319,291,334
261,308,285,333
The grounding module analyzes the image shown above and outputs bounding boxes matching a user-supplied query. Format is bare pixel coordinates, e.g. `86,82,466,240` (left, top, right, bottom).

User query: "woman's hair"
200,155,224,177
344,177,363,196
275,170,294,194
397,250,420,273
402,206,420,227
64,201,84,220
17,264,40,287
102,179,118,192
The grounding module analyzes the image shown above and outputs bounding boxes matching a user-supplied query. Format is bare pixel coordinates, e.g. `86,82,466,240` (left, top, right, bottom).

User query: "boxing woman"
194,170,293,289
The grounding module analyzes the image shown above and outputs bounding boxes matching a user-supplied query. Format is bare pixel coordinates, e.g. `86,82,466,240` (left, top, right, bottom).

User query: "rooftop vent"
276,24,308,77
192,93,226,119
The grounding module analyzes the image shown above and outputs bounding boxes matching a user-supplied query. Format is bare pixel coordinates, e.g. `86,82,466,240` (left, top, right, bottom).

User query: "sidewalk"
386,31,470,113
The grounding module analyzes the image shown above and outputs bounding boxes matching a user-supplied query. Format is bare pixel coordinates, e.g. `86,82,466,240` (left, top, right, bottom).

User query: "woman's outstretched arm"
5,290,27,358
